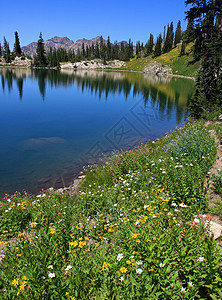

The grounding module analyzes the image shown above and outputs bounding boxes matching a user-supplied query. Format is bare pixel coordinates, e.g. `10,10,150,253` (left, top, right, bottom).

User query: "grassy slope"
121,43,200,78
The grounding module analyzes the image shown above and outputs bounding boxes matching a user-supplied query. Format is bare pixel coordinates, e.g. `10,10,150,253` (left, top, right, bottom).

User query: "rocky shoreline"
0,57,195,80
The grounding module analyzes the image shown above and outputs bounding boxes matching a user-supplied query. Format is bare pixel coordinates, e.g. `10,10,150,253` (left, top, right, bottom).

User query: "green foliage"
185,0,222,117
212,171,222,195
0,121,221,299
144,33,154,57
174,20,182,47
13,31,22,56
34,33,47,67
3,37,11,63
162,22,174,54
153,34,162,57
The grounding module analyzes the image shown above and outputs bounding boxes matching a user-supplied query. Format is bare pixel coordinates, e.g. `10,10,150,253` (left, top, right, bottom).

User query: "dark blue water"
0,68,194,195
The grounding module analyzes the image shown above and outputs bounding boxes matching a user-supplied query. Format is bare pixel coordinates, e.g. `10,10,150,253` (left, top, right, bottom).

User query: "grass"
121,43,200,78
0,120,221,299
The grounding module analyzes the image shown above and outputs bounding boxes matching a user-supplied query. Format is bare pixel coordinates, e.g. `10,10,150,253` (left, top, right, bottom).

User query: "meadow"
0,120,221,299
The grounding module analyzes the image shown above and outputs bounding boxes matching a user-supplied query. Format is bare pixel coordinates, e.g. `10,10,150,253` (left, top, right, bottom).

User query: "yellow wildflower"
120,267,127,273
11,279,19,286
69,241,78,247
102,262,110,271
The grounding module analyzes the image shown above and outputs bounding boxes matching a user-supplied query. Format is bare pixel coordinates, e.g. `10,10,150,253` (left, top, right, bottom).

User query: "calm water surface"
0,68,194,196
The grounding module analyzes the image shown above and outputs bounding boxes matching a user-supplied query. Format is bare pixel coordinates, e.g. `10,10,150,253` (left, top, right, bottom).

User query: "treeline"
0,32,25,63
1,20,184,67
34,34,134,67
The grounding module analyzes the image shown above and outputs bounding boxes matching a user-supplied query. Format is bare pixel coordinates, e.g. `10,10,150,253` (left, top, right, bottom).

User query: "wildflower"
207,215,213,221
136,239,140,243
49,228,56,234
132,233,139,238
149,267,154,271
11,279,19,286
188,282,194,287
102,262,110,271
197,256,204,262
159,263,165,268
117,253,123,261
48,265,53,269
136,268,143,274
65,265,72,271
119,276,124,282
194,218,200,223
120,267,127,273
181,287,186,293
79,241,86,248
70,241,78,247
48,273,55,278
136,260,143,266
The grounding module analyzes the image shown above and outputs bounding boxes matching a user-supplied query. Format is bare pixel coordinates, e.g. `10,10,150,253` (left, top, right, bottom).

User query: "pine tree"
180,39,186,56
81,43,85,58
174,20,182,46
184,19,195,44
3,37,11,63
34,33,47,67
13,31,22,56
153,34,162,57
0,43,2,56
163,22,174,53
145,33,154,56
185,0,222,116
107,36,111,60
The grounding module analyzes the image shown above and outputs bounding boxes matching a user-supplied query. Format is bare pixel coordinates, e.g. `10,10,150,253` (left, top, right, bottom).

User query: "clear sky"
1,0,188,49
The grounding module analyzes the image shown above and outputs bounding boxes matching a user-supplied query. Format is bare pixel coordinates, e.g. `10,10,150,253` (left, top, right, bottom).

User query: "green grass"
0,120,221,299
122,43,200,78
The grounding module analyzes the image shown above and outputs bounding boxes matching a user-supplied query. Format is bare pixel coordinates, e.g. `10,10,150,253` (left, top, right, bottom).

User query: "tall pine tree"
163,22,174,53
3,37,11,63
174,21,182,46
185,0,222,116
34,33,47,67
13,31,22,56
153,34,162,57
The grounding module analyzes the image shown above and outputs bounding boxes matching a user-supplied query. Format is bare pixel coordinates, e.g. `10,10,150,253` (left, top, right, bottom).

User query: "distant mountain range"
21,36,129,57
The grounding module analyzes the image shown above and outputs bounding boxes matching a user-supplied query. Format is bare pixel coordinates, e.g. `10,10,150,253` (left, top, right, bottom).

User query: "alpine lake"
0,68,194,196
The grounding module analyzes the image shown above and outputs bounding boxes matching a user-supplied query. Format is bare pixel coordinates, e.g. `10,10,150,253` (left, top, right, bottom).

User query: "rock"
60,59,125,70
144,61,172,76
206,221,222,239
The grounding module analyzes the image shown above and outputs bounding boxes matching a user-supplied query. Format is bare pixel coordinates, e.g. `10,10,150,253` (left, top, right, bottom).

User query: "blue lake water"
0,68,194,196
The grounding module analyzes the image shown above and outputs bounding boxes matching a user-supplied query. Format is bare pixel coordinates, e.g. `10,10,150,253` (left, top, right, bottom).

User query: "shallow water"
0,68,194,196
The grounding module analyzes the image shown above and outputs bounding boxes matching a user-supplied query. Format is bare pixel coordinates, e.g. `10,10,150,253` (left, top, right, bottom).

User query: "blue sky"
1,0,187,49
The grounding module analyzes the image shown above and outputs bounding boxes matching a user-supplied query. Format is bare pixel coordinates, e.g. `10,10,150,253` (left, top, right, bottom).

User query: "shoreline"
0,63,195,80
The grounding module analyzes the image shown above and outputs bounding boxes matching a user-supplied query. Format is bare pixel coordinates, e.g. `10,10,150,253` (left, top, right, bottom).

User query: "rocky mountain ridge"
21,36,129,57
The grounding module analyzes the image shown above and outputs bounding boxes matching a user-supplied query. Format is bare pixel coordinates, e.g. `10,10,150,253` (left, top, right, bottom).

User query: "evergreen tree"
81,42,85,58
185,0,222,116
95,42,100,58
163,22,174,53
3,37,11,63
128,38,134,58
0,43,2,56
145,33,154,56
180,39,186,56
163,26,166,43
153,34,162,57
174,20,182,46
184,19,195,44
107,36,111,60
34,33,47,67
13,31,22,56
136,41,141,58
